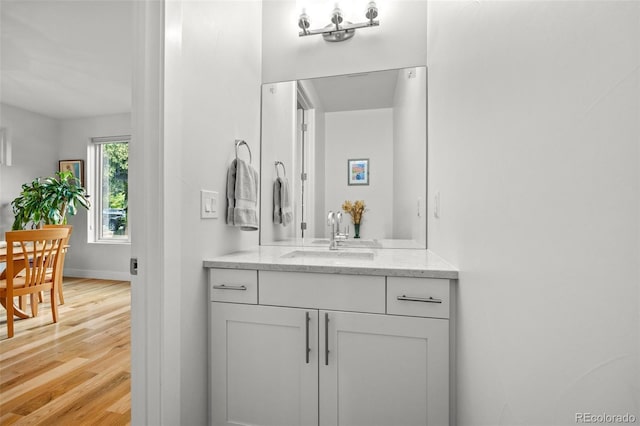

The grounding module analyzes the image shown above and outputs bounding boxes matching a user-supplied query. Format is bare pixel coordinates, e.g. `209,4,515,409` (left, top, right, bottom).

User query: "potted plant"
11,171,90,230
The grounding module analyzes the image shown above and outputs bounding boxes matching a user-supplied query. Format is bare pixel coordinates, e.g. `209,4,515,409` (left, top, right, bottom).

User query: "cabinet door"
319,311,449,426
211,303,318,426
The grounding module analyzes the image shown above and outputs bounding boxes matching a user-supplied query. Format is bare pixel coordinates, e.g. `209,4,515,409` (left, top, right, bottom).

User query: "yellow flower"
342,200,366,224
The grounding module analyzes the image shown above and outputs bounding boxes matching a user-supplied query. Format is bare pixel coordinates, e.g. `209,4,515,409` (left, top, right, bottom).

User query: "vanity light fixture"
298,1,379,42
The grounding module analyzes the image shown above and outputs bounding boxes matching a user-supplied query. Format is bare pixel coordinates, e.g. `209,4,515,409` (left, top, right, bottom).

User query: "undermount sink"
311,239,382,248
281,250,375,260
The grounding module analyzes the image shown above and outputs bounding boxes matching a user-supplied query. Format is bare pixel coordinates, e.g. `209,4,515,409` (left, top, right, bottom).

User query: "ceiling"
0,0,132,120
303,69,400,112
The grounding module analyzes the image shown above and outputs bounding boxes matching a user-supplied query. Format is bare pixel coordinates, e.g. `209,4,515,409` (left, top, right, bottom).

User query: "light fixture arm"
298,2,380,42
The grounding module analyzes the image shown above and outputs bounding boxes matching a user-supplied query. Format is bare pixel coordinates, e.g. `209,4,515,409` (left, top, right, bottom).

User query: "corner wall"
166,2,263,424
427,1,640,424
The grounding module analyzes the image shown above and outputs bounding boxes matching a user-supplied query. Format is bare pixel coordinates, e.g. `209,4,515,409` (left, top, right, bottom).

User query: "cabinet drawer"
259,271,385,313
210,269,258,304
387,277,450,319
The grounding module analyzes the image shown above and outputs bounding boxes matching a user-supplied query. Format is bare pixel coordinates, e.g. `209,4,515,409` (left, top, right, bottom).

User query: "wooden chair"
43,224,73,304
0,228,69,338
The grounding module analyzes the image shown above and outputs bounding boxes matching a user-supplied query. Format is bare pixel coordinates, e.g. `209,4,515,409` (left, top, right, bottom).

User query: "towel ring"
275,161,286,178
235,139,252,164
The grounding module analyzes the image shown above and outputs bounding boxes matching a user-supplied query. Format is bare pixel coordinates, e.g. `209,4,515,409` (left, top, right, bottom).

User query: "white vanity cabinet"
210,303,319,426
319,310,449,426
209,268,453,426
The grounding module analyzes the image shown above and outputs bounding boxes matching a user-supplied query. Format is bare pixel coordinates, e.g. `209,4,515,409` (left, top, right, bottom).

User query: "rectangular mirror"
260,66,427,249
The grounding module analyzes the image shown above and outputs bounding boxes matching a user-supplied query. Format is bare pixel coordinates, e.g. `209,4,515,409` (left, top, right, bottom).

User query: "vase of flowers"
341,200,366,239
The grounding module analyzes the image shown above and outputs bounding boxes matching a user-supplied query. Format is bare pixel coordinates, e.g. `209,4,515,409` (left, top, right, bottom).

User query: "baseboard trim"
64,268,131,282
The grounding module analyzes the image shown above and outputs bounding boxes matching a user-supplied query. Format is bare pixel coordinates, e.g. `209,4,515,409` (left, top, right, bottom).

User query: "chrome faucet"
327,210,348,250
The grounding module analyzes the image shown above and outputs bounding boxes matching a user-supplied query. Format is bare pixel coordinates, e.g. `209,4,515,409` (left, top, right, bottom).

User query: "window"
91,135,130,243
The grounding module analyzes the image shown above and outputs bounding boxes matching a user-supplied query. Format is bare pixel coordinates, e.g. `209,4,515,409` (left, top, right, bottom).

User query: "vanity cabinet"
319,310,448,426
209,268,452,426
210,303,319,426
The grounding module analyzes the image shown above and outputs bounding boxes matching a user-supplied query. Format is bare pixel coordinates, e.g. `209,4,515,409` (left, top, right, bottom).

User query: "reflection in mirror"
260,67,427,249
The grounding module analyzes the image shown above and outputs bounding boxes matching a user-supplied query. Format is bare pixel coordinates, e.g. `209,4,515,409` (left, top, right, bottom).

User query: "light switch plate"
201,190,218,219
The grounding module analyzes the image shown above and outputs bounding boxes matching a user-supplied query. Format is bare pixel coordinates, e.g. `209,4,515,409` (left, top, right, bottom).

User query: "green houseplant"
11,171,90,230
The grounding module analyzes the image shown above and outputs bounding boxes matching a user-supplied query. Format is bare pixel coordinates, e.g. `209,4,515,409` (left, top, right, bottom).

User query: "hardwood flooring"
0,278,131,425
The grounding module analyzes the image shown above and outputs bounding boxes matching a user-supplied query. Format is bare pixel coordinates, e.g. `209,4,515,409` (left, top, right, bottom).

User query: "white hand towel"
280,177,293,227
273,177,282,224
226,158,259,231
226,159,237,225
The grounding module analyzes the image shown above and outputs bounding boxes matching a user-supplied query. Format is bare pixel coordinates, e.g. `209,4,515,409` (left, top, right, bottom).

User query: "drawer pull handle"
213,284,247,291
397,295,442,304
305,312,311,364
324,313,330,366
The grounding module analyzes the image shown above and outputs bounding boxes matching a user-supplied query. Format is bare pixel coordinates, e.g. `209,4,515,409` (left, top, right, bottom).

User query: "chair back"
42,224,73,305
43,224,73,240
5,228,70,291
43,224,73,267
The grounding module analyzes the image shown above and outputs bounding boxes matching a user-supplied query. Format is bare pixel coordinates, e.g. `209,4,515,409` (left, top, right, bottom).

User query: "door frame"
131,0,181,423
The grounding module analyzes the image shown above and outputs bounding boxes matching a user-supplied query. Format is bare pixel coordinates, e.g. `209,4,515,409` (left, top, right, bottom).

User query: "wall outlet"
434,192,441,219
201,190,218,219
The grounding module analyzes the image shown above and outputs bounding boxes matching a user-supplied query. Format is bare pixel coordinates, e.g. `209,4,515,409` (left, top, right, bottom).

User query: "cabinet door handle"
305,312,311,364
397,295,442,304
212,284,247,291
324,312,330,366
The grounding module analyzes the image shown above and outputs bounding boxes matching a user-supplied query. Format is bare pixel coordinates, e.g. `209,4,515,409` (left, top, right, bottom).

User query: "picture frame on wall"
59,159,84,187
347,158,369,185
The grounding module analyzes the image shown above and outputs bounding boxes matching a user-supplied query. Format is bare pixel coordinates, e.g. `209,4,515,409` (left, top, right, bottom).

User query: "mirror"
260,66,427,249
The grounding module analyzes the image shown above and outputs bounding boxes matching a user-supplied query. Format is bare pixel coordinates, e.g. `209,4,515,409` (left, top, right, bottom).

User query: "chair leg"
6,297,14,338
50,288,58,323
58,279,65,305
30,293,39,317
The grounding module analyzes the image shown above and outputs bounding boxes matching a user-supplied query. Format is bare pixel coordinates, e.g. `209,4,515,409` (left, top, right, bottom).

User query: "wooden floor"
0,278,131,425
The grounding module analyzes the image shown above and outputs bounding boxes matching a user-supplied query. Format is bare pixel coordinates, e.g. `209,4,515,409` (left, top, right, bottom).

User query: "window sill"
89,240,131,246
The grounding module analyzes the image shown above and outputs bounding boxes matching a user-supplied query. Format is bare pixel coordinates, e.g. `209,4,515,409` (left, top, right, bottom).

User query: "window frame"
90,135,131,244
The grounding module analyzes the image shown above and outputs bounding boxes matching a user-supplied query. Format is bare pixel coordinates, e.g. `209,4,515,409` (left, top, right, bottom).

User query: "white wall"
58,113,131,280
427,1,640,424
392,67,427,244
262,0,428,82
0,104,59,234
166,1,262,424
325,108,393,239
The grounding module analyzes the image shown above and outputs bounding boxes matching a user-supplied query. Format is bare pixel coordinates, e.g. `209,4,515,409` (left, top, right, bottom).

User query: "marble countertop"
203,245,458,279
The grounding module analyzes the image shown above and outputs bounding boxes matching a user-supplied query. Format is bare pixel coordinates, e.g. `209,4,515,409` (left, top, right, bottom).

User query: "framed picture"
59,159,84,187
347,158,369,185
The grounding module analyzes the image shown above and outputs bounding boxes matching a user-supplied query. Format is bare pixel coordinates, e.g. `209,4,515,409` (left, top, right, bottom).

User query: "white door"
319,311,449,426
211,303,319,426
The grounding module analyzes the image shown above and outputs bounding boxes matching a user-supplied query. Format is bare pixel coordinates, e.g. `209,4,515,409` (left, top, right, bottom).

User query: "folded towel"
273,178,282,224
226,158,259,231
280,177,293,227
226,160,237,225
